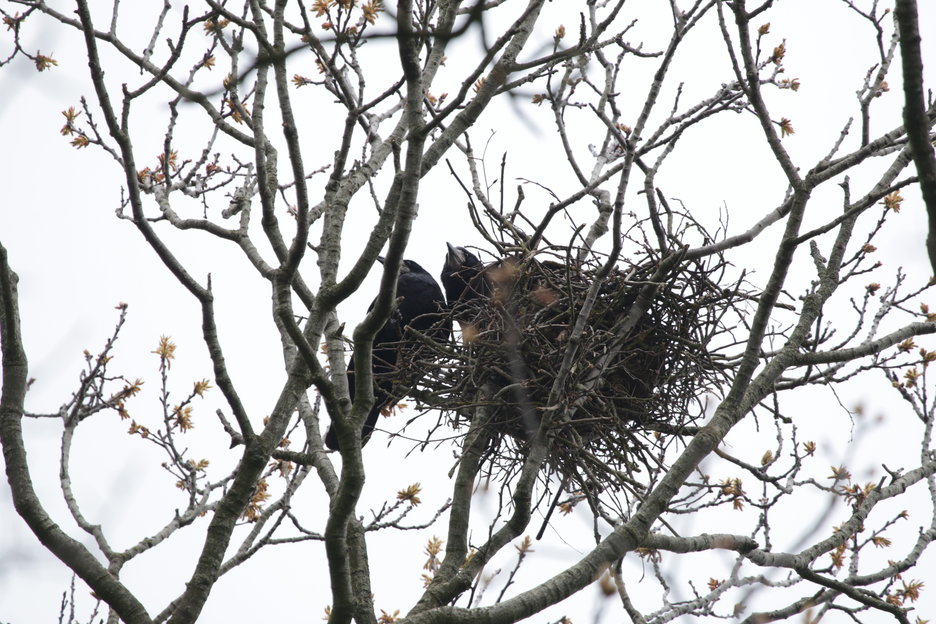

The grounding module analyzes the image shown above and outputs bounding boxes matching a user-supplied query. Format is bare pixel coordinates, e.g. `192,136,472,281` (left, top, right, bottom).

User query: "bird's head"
376,256,428,276
444,243,482,273
442,243,489,305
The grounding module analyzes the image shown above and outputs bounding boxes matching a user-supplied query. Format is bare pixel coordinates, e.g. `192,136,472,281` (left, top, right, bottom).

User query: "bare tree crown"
1,1,935,623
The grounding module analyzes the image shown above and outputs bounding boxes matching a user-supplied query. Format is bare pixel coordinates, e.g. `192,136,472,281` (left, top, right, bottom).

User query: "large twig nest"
407,244,741,496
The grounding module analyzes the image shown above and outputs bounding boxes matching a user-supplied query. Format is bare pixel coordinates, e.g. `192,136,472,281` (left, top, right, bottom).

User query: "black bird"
325,257,450,451
441,243,491,318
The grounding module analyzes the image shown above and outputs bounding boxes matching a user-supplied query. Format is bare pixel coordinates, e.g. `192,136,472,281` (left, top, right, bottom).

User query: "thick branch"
894,0,936,275
0,243,152,624
792,322,936,365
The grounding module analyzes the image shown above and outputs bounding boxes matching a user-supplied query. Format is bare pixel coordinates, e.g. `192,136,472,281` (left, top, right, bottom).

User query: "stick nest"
409,246,741,497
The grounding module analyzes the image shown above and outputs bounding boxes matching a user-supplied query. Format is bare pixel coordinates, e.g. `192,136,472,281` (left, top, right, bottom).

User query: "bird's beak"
445,242,464,270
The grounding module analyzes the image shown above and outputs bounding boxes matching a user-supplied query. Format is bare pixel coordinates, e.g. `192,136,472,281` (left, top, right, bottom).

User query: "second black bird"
325,257,450,451
441,243,491,330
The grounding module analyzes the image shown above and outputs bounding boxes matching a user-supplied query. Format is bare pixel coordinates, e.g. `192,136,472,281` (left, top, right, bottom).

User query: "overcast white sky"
2,1,936,622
